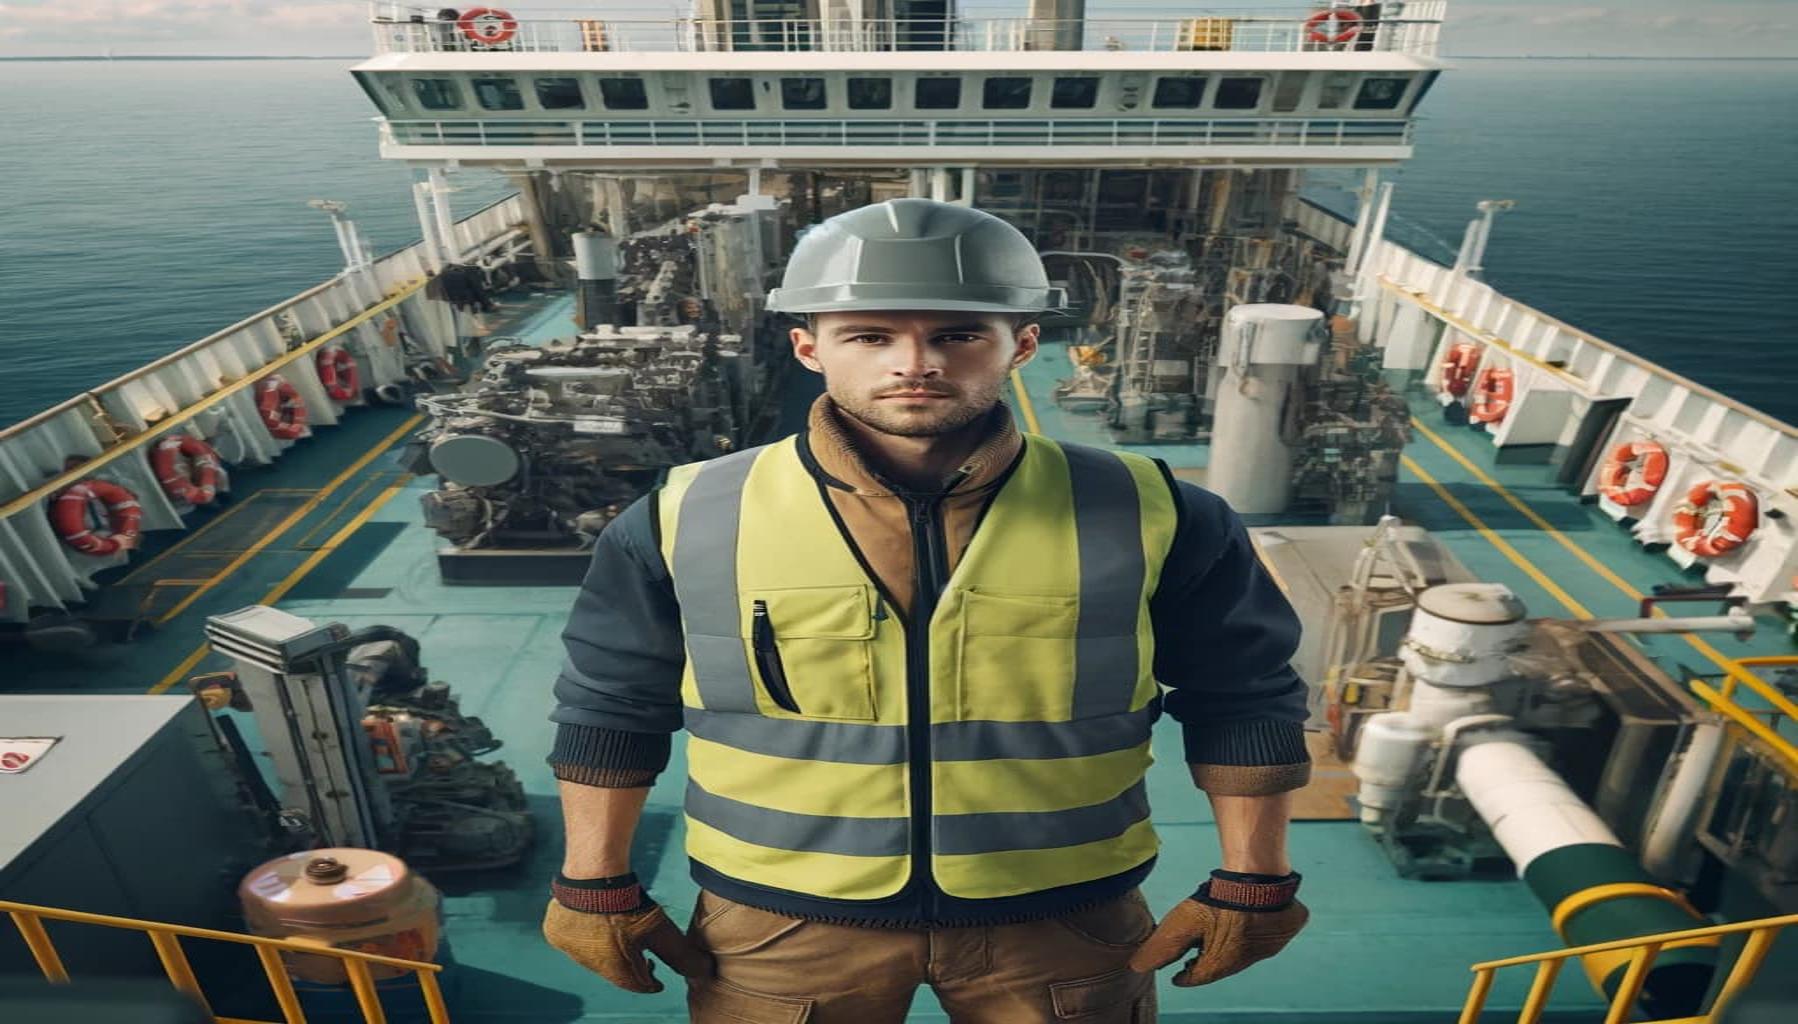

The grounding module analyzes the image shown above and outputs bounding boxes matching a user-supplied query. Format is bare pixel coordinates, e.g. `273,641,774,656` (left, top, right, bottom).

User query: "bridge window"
535,78,585,110
915,77,961,110
983,77,1033,110
1214,77,1263,109
598,77,649,110
782,77,827,110
848,78,892,110
1051,77,1098,109
1151,76,1205,109
710,77,755,111
410,78,462,111
472,78,524,111
1355,77,1409,110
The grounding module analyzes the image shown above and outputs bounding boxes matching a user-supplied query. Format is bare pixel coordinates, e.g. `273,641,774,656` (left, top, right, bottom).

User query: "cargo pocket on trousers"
690,976,815,1024
1049,967,1152,1020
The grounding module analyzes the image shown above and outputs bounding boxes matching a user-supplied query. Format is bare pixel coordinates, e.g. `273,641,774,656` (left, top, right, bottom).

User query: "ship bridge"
354,2,1447,172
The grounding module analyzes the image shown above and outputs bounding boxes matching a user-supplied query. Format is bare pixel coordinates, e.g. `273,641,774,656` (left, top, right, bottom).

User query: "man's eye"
848,334,887,344
939,334,982,343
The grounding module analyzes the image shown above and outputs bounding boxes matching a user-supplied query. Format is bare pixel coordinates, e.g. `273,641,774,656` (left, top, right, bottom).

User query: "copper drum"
239,848,441,984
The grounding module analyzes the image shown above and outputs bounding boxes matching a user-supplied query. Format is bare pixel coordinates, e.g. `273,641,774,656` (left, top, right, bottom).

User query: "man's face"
792,311,1039,438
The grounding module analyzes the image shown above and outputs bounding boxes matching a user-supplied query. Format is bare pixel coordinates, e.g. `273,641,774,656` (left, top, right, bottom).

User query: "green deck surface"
19,290,1798,1020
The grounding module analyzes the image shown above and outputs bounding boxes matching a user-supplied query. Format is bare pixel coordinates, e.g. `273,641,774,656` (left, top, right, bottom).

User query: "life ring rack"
316,345,360,402
457,7,519,46
1672,481,1758,559
1304,8,1362,46
152,434,223,506
1597,440,1669,508
51,479,143,557
257,377,309,441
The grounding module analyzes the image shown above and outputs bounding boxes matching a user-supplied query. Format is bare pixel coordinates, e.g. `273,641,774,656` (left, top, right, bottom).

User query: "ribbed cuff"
548,724,671,788
1182,718,1308,766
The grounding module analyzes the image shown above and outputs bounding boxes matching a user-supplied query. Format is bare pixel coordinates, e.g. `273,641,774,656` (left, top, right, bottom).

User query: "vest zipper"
751,599,802,713
905,468,964,919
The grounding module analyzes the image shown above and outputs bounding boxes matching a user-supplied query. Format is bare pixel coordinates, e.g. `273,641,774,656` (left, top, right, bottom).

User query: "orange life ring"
457,7,518,46
1304,8,1362,45
1439,342,1481,398
1468,367,1514,424
151,435,222,506
256,378,309,440
51,479,142,557
316,346,360,401
1597,440,1669,507
1672,481,1758,559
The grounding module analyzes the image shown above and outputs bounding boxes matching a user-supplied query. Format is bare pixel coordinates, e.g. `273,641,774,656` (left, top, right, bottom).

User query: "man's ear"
1010,322,1041,369
792,326,823,373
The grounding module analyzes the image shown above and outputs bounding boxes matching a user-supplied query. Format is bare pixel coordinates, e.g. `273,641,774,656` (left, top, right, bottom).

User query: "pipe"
1458,740,1716,1017
1639,723,1725,882
1422,714,1514,797
1577,611,1755,636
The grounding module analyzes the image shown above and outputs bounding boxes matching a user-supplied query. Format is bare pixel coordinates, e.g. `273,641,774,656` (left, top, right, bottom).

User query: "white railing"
382,116,1413,149
0,196,527,625
369,6,1448,57
1291,196,1798,607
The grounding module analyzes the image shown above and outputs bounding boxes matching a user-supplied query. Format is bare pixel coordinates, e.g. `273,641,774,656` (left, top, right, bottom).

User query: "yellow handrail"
0,280,428,523
1,898,450,1024
1690,655,1798,773
1458,912,1798,1024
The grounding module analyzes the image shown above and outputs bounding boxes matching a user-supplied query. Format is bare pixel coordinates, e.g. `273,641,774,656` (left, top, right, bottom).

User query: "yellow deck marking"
294,469,393,550
114,495,273,584
149,414,423,627
1400,454,1594,619
1010,369,1043,435
149,476,415,695
1407,416,1746,676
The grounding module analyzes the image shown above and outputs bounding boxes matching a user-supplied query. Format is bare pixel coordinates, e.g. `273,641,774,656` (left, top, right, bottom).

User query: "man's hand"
1126,870,1307,987
541,873,715,993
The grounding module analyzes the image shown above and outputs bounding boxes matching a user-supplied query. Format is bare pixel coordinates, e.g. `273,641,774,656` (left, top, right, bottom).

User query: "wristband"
552,871,648,913
1192,868,1301,911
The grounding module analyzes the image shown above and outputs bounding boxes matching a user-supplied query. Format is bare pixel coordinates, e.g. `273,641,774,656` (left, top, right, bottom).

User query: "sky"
0,1,1795,58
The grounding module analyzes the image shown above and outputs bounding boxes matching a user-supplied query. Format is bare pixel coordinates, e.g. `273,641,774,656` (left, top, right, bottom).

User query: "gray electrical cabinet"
0,695,270,979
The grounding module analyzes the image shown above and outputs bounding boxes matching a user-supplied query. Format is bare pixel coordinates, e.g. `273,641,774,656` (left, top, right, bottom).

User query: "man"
542,199,1312,1022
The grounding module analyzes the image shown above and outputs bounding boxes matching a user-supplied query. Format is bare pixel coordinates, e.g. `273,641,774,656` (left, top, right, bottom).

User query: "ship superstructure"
4,4,1798,1023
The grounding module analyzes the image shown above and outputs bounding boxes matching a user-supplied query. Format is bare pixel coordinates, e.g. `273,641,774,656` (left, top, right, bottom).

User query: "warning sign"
0,737,60,774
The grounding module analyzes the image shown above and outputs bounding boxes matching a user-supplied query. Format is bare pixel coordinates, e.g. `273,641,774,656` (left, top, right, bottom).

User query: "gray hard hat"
766,198,1051,315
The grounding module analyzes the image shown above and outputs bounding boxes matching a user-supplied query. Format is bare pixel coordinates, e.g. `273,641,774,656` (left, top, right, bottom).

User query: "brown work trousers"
684,887,1159,1023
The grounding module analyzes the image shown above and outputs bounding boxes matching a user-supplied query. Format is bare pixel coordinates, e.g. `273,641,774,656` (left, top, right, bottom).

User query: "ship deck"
18,289,1798,1021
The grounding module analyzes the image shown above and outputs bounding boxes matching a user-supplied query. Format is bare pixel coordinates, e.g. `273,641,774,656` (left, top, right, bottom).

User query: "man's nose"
888,337,942,377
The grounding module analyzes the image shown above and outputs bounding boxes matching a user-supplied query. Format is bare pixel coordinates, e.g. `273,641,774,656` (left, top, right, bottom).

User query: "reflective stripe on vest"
659,432,1178,901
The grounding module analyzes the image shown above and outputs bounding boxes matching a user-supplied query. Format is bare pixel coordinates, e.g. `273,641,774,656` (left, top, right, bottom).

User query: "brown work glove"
1127,870,1308,987
542,872,716,993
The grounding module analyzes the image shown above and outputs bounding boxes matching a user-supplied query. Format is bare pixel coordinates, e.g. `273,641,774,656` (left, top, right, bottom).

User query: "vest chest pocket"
749,585,878,722
956,589,1082,722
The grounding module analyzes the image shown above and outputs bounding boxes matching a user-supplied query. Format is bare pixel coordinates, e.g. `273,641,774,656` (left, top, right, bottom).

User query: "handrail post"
148,930,214,1017
1601,943,1660,1024
254,943,309,1024
10,911,70,983
1708,925,1783,1020
344,958,390,1024
1457,967,1495,1024
1518,958,1562,1024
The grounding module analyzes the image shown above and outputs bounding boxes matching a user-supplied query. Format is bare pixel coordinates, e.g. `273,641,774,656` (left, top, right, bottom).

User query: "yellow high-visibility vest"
658,432,1178,901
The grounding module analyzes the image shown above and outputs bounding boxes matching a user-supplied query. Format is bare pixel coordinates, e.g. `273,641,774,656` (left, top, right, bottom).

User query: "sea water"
2,57,1794,429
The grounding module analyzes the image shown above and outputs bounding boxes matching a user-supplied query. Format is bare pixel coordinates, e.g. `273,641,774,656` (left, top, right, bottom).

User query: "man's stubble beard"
827,374,1007,439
